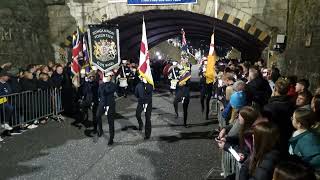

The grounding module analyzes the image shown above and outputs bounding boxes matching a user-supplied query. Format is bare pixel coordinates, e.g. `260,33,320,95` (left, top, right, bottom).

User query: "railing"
205,98,240,180
0,88,63,129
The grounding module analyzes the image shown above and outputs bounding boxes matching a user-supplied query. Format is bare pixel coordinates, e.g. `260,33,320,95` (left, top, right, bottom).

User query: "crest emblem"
93,39,117,62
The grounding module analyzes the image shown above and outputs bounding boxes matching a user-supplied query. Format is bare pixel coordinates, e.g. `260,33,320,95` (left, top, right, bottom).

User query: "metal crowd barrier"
0,88,63,129
205,99,240,180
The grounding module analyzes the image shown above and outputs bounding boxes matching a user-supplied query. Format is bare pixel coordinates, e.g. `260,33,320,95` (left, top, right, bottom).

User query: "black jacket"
263,95,295,156
247,76,272,106
135,82,153,104
50,72,64,88
239,150,280,180
20,78,38,91
98,82,117,107
37,80,52,90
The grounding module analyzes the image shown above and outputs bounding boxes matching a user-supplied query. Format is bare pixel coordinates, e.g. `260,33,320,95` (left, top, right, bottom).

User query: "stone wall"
284,0,320,91
0,1,54,67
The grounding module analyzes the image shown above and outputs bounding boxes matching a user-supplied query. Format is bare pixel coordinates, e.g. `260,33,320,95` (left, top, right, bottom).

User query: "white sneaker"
34,120,39,125
1,123,13,130
27,124,38,129
0,137,3,142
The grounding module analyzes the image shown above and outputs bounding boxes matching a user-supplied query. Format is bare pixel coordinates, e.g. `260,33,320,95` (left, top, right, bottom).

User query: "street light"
158,55,162,60
156,51,160,56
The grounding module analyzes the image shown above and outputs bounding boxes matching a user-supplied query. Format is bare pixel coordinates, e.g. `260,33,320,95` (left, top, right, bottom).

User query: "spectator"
51,65,64,88
247,66,272,109
311,95,320,134
273,161,317,180
239,122,281,180
37,73,52,90
216,106,259,158
271,67,281,83
20,71,37,91
295,92,312,110
287,76,297,97
295,79,310,94
289,108,320,169
264,78,295,157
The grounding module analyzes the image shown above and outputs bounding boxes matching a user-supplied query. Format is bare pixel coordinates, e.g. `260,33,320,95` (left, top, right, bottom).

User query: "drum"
119,78,128,87
170,80,178,89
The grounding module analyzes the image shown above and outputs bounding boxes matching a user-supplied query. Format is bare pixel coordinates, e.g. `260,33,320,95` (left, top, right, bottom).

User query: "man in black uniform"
78,71,99,129
199,60,213,120
96,72,117,145
173,73,191,127
135,76,153,140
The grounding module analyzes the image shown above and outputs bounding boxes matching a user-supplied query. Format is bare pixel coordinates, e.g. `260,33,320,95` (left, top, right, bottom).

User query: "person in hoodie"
239,122,281,180
96,72,117,145
289,108,320,169
263,78,295,157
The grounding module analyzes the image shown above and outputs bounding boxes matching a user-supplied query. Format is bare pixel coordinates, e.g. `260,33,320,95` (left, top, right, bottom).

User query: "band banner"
87,25,120,72
128,0,197,5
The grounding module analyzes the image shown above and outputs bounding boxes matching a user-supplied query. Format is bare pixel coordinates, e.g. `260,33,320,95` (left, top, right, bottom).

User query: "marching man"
96,72,117,145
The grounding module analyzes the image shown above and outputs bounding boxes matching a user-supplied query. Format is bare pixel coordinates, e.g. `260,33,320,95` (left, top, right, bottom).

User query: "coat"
263,95,295,156
289,130,320,169
246,76,272,106
239,150,280,180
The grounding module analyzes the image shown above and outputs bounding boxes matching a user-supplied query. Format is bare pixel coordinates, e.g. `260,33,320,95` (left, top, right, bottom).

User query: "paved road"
0,90,222,180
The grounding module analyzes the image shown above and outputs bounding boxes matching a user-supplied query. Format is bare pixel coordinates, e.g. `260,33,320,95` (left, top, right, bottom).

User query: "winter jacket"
246,76,272,107
263,95,295,156
239,150,281,180
289,130,320,169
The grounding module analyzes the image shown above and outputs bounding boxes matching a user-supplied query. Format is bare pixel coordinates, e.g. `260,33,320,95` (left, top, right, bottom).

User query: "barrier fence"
0,88,63,129
206,98,240,180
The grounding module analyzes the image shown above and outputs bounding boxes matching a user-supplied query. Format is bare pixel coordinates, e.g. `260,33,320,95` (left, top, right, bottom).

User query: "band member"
78,70,99,128
96,72,117,145
168,61,180,95
173,77,190,128
135,75,153,140
199,60,213,120
128,64,139,93
117,60,131,97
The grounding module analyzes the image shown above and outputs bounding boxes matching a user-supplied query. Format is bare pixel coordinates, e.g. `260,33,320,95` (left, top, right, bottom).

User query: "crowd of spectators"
212,59,320,179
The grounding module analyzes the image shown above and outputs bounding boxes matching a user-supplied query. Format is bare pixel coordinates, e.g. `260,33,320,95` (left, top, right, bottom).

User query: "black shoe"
108,139,114,145
144,136,150,140
97,130,103,137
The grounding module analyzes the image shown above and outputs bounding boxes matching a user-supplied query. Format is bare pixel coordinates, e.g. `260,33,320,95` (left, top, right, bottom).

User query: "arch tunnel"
106,10,268,61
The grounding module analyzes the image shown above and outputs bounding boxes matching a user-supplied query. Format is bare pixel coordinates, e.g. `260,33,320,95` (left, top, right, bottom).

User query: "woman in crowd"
289,108,320,169
311,94,320,134
216,106,260,159
239,122,281,180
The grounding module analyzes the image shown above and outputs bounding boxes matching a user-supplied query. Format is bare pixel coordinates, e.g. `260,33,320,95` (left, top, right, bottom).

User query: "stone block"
204,0,214,16
241,7,252,15
237,0,250,2
230,8,239,17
